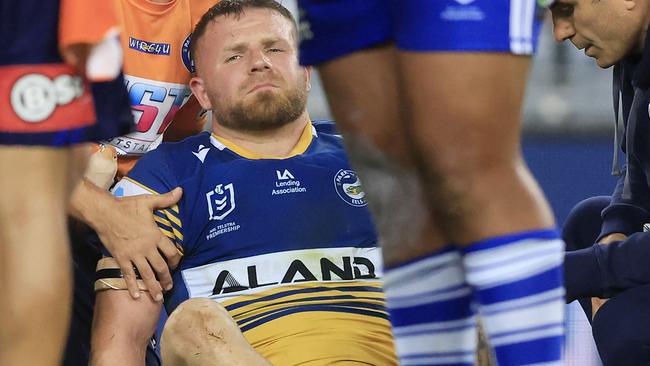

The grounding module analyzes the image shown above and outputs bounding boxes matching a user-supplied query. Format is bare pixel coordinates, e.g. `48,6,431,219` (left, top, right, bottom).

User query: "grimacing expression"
550,0,645,68
191,8,309,132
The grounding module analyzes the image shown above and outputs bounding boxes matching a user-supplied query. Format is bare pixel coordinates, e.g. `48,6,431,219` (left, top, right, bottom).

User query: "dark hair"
190,0,297,68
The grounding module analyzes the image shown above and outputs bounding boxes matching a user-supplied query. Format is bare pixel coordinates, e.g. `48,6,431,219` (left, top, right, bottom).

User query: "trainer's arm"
69,178,182,301
599,160,650,240
90,288,162,366
565,232,650,302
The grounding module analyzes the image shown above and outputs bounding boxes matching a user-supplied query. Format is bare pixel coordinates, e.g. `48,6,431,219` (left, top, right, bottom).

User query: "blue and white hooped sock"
384,246,477,366
462,229,565,366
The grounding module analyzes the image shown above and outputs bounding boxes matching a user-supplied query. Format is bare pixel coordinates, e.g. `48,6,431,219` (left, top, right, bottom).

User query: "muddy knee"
162,298,269,366
163,298,239,348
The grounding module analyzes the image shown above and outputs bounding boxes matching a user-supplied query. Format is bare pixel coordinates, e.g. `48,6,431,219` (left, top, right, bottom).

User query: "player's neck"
212,113,311,158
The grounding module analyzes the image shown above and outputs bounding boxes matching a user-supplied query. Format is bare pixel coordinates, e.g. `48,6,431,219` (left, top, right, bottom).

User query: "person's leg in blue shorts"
0,2,130,365
298,1,564,364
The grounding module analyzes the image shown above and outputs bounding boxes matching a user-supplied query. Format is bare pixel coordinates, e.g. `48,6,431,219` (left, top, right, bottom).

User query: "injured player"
89,1,396,365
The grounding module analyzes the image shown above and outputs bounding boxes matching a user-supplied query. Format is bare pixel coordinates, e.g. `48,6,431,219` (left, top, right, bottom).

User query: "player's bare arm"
69,179,183,301
90,279,161,366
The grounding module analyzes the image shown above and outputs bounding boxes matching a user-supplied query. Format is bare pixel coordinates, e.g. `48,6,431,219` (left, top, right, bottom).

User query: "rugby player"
0,0,132,365
296,0,565,364
90,1,397,365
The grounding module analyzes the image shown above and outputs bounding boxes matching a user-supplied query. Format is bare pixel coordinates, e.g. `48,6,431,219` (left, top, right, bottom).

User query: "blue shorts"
0,0,132,146
297,0,545,65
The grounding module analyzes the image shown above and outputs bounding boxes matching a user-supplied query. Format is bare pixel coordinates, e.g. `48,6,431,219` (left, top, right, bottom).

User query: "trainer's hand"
599,232,627,245
96,188,183,301
591,232,628,318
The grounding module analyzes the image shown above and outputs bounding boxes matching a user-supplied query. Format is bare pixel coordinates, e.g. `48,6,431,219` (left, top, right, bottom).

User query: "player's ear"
304,66,312,92
189,77,212,110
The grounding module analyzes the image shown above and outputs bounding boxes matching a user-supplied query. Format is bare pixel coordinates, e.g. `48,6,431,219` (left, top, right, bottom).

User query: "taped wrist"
94,257,148,292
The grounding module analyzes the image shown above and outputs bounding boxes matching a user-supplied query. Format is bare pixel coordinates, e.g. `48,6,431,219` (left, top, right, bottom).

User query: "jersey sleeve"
110,147,185,250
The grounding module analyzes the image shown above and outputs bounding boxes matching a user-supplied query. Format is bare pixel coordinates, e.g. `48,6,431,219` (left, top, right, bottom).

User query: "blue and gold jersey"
112,121,397,365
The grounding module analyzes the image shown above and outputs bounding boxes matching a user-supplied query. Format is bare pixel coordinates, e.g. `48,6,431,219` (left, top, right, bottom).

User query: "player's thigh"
299,0,406,159
317,47,407,160
0,146,71,217
399,53,530,170
0,145,78,297
0,144,87,208
393,0,542,171
298,1,450,261
0,146,76,366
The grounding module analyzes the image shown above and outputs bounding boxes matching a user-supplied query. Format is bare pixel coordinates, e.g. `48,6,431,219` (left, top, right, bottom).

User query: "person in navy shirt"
552,0,650,364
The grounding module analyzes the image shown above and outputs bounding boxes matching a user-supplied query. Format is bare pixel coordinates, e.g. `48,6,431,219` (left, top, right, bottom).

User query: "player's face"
192,8,310,132
550,0,645,68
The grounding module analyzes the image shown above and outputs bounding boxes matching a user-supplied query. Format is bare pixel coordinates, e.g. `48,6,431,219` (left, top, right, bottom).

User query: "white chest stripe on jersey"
111,177,154,197
181,246,383,302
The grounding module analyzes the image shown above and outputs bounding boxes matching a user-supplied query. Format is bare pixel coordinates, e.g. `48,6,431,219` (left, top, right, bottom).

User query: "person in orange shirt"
0,0,132,365
71,0,218,302
64,1,217,365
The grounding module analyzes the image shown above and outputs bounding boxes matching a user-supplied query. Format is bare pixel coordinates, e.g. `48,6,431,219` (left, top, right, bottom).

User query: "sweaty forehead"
210,8,295,46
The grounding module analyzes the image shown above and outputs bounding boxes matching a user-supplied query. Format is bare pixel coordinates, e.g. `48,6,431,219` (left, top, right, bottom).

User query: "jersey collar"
209,122,315,160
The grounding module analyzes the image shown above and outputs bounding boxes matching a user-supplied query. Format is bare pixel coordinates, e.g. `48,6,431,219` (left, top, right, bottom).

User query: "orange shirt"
103,0,216,176
59,0,119,56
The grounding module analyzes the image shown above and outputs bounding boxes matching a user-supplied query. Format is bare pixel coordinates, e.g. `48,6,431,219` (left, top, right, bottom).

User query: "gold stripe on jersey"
211,121,313,160
158,227,175,240
162,209,182,228
122,176,184,241
154,214,171,227
120,177,180,213
219,281,397,365
171,227,183,241
225,282,388,328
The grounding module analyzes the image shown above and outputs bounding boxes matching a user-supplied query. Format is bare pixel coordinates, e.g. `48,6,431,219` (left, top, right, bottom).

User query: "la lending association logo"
334,169,367,207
